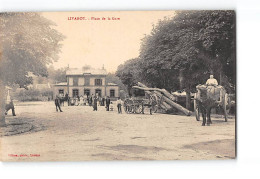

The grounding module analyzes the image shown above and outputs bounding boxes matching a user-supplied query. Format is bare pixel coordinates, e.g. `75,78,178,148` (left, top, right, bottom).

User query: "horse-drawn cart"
194,85,231,124
123,87,159,114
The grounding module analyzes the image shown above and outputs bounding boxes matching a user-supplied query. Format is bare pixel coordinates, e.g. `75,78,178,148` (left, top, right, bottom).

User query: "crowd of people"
55,93,123,114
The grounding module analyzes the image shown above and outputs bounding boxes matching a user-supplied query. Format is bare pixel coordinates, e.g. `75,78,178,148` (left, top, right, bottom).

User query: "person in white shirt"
116,97,123,114
206,75,218,86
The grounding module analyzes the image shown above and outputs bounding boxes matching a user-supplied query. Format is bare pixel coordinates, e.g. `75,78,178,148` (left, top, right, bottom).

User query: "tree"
47,65,67,83
116,58,142,96
0,12,64,126
138,10,235,109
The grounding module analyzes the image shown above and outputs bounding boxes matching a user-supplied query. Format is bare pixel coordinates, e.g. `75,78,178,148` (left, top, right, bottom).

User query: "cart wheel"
135,104,143,114
150,104,158,114
194,93,200,121
124,99,133,114
223,93,229,122
128,105,133,113
123,100,128,113
123,104,128,113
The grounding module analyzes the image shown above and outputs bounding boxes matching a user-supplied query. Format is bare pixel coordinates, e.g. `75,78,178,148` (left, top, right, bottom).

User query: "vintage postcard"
0,11,236,161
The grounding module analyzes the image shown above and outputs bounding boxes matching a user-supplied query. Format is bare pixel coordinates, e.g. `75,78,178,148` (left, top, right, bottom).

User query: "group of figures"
67,94,105,107
54,94,124,114
4,75,234,126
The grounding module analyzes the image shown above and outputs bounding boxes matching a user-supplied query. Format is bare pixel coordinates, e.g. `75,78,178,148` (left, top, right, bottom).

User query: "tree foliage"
116,10,235,109
139,10,235,91
0,12,64,125
47,65,67,83
116,58,142,95
0,12,65,88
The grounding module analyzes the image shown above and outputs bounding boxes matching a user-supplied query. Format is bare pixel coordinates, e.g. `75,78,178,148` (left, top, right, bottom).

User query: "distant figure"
110,101,114,111
67,96,71,106
5,99,16,116
89,94,93,106
93,96,98,111
75,97,79,106
101,97,105,106
116,97,123,114
83,94,88,105
79,95,84,106
105,96,111,111
87,95,90,105
65,93,69,106
206,75,218,86
55,96,63,112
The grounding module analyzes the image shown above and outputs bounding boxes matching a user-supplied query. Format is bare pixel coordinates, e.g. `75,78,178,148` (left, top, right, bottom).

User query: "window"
110,89,115,97
59,89,64,96
95,89,101,97
73,77,78,86
84,89,90,96
95,79,102,86
84,77,90,86
72,89,79,97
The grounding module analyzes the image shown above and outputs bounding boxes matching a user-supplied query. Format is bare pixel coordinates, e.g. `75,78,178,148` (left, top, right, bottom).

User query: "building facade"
53,68,119,99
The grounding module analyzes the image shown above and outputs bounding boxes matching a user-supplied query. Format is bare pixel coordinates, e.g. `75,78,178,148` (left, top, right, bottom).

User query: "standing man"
93,95,98,111
102,97,105,106
65,93,69,106
5,99,16,116
116,97,123,114
89,94,93,106
55,96,63,112
105,96,111,111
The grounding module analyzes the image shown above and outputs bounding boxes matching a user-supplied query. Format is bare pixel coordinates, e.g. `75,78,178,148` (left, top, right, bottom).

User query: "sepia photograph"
0,10,236,161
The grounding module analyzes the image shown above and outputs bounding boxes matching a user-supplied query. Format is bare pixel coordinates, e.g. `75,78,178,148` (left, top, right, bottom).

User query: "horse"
195,85,228,126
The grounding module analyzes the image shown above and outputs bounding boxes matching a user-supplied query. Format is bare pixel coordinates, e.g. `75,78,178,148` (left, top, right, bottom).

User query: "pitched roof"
66,68,107,76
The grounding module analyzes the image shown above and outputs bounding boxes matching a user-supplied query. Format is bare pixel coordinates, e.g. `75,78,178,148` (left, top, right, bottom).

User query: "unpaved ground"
0,101,236,161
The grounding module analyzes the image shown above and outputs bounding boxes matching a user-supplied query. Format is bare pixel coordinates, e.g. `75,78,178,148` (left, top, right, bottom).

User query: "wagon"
193,85,231,122
123,87,159,114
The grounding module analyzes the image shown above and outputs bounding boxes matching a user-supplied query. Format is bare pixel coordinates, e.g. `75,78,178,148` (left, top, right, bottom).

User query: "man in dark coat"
89,94,93,106
93,96,98,111
55,96,63,112
5,100,16,116
105,96,111,111
102,97,105,106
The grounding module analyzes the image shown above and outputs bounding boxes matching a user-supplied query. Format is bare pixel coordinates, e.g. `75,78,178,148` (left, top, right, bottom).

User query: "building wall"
54,75,118,98
78,77,84,86
53,86,68,97
68,86,108,97
68,77,73,86
68,76,106,86
106,86,119,98
89,77,105,86
54,85,119,98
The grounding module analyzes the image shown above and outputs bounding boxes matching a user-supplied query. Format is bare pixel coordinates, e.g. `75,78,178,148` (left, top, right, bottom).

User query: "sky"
42,11,175,73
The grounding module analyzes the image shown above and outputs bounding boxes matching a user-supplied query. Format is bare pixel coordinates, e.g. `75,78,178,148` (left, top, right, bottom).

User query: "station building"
53,67,119,99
